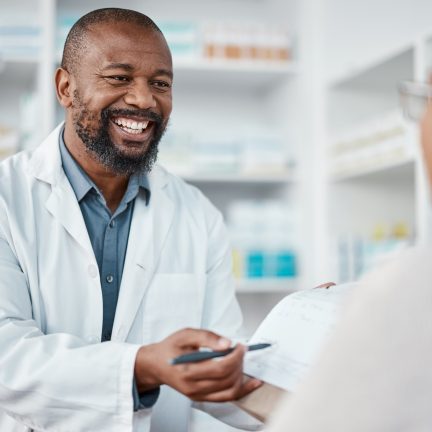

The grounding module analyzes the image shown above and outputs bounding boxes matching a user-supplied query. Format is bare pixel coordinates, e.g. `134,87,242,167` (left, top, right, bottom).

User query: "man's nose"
123,80,157,109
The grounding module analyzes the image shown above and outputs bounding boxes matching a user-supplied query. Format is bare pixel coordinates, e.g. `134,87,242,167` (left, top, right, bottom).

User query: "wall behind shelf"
323,0,432,80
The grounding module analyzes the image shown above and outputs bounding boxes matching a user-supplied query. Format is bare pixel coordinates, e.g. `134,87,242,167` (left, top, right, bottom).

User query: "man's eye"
106,76,130,82
152,80,171,89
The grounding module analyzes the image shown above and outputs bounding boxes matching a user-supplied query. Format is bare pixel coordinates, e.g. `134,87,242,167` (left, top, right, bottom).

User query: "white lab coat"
0,124,260,431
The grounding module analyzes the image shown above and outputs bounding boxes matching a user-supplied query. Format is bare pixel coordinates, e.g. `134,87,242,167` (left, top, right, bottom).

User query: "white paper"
244,283,356,392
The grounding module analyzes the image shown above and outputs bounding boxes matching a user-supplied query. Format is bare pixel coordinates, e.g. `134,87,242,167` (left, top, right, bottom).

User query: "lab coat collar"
29,123,65,185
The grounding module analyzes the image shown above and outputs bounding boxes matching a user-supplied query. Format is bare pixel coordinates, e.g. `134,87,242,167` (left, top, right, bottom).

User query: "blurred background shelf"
0,55,39,65
173,59,298,88
182,172,295,184
328,44,414,91
320,2,432,284
0,59,38,89
331,157,415,182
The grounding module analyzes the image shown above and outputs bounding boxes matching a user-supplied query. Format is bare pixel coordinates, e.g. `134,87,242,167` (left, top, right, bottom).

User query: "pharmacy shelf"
321,25,427,283
0,58,38,88
330,156,415,182
0,54,39,64
181,172,294,184
327,43,414,91
173,59,298,88
235,278,298,293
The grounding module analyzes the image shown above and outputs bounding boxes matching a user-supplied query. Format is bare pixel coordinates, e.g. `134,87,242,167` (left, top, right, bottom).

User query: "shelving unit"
325,46,417,281
0,60,38,121
0,1,38,112
331,159,414,183
0,0,40,158
319,1,432,283
173,59,298,89
0,0,56,153
328,44,415,92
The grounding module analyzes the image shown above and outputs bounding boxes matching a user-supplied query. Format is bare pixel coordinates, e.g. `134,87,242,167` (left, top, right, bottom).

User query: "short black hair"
61,8,163,74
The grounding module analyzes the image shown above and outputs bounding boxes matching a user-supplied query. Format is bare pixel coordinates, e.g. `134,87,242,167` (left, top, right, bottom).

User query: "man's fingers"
172,328,231,351
157,328,257,403
185,367,242,397
178,344,246,381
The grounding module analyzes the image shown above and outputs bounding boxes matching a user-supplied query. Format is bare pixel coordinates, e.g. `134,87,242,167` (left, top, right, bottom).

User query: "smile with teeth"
113,118,150,134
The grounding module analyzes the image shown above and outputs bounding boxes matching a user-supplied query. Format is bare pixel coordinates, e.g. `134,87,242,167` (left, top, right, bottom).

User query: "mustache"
102,108,163,125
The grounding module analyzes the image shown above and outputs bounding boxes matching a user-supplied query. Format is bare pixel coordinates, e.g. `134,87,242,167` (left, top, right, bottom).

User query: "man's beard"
72,94,166,176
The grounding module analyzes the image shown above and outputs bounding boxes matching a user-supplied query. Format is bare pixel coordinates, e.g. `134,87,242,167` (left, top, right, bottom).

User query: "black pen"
171,343,272,365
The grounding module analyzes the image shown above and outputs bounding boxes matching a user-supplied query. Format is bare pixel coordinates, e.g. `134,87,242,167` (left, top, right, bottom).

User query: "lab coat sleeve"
193,199,263,430
0,229,141,431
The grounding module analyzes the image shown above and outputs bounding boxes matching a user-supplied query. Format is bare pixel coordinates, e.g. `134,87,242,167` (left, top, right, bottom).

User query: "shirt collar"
59,127,151,205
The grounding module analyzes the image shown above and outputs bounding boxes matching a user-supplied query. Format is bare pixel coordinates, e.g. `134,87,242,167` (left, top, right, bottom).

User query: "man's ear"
55,67,73,108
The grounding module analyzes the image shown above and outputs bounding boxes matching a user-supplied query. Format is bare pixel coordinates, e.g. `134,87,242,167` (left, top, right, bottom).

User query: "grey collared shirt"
59,130,158,410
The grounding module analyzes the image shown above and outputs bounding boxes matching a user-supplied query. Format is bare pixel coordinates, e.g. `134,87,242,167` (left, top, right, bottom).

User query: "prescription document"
244,283,356,392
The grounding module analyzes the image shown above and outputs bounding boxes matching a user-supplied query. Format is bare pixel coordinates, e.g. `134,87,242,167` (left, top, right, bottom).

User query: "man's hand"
134,328,262,402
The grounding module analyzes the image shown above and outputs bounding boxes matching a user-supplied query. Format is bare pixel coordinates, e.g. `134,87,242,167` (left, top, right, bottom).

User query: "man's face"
68,21,173,175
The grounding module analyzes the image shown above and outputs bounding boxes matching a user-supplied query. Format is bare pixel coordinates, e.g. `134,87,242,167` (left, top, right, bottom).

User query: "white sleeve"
193,201,263,430
0,228,141,431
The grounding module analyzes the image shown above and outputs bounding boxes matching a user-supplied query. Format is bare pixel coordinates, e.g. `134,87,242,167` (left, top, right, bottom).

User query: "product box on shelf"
329,110,414,179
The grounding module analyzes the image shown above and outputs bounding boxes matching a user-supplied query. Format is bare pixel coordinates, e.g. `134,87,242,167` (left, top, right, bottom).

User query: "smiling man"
59,17,173,210
0,8,261,432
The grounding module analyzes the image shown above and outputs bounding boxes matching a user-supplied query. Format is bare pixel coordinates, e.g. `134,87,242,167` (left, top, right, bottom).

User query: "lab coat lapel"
29,123,95,259
45,177,94,257
112,170,175,341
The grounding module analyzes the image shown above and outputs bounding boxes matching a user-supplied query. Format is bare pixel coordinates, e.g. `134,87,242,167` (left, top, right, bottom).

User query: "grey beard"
72,96,165,176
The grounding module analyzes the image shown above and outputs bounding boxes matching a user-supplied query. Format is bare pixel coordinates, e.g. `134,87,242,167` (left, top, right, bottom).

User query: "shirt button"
88,265,98,278
106,274,114,283
109,220,116,228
